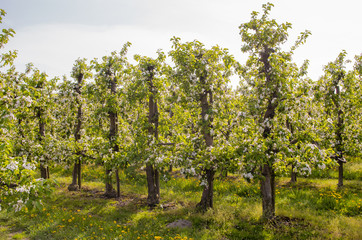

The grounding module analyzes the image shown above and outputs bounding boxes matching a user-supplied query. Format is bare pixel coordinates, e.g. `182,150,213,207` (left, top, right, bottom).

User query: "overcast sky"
1,0,361,86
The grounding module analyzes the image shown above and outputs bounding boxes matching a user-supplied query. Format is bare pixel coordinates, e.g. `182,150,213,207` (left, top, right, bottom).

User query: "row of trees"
1,4,361,219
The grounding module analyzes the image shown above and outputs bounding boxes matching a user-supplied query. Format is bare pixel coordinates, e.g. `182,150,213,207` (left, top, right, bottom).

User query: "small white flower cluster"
155,156,164,164
300,164,312,176
4,113,15,120
14,199,25,212
318,163,326,169
6,161,19,171
15,185,30,194
200,179,207,187
22,161,35,170
243,172,254,180
182,167,196,176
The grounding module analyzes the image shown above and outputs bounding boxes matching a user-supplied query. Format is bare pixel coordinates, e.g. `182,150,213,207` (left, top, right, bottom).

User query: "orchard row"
1,4,361,219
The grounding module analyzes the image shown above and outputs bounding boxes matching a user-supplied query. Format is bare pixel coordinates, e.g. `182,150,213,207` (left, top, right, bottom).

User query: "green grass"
0,162,361,240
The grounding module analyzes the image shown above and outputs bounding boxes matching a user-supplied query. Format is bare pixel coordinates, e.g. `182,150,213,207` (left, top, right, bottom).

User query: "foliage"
90,42,132,169
317,51,362,158
0,9,53,212
237,2,325,180
169,37,237,176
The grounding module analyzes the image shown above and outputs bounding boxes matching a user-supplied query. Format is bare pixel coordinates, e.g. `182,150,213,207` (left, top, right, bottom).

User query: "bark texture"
197,168,215,210
146,65,160,207
116,169,120,198
69,73,83,191
259,46,277,219
37,106,49,179
334,77,345,188
196,77,215,211
105,168,116,198
261,163,275,219
105,72,118,197
146,164,160,206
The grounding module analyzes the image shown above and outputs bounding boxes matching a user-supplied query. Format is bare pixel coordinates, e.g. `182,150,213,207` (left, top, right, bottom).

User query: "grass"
0,160,361,240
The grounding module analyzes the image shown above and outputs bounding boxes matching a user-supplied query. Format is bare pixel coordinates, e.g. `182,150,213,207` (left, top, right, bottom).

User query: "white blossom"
318,163,326,169
6,161,19,171
15,186,30,194
300,164,311,175
14,199,24,212
200,179,207,187
243,172,254,180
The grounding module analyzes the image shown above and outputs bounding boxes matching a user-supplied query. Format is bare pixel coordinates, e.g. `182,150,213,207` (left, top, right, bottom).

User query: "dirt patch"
266,216,310,229
166,219,192,229
117,195,147,208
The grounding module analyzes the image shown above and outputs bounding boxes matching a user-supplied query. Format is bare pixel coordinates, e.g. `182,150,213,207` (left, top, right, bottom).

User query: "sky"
1,0,362,86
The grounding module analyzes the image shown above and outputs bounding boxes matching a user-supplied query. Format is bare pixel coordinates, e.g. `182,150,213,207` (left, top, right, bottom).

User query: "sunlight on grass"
0,162,361,239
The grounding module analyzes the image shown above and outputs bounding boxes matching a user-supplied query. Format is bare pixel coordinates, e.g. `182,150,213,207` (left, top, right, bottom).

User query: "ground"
0,159,361,240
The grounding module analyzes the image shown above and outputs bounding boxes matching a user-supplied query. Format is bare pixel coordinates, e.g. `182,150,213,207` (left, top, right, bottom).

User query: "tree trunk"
260,163,275,219
258,46,278,220
146,69,161,207
290,164,297,183
197,87,215,211
260,97,277,219
105,75,118,198
40,165,48,179
338,161,343,187
37,107,49,179
146,164,160,207
68,162,79,191
69,81,83,191
72,163,78,185
116,168,120,198
197,168,215,211
77,161,81,189
334,82,344,188
75,97,82,190
105,168,116,198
